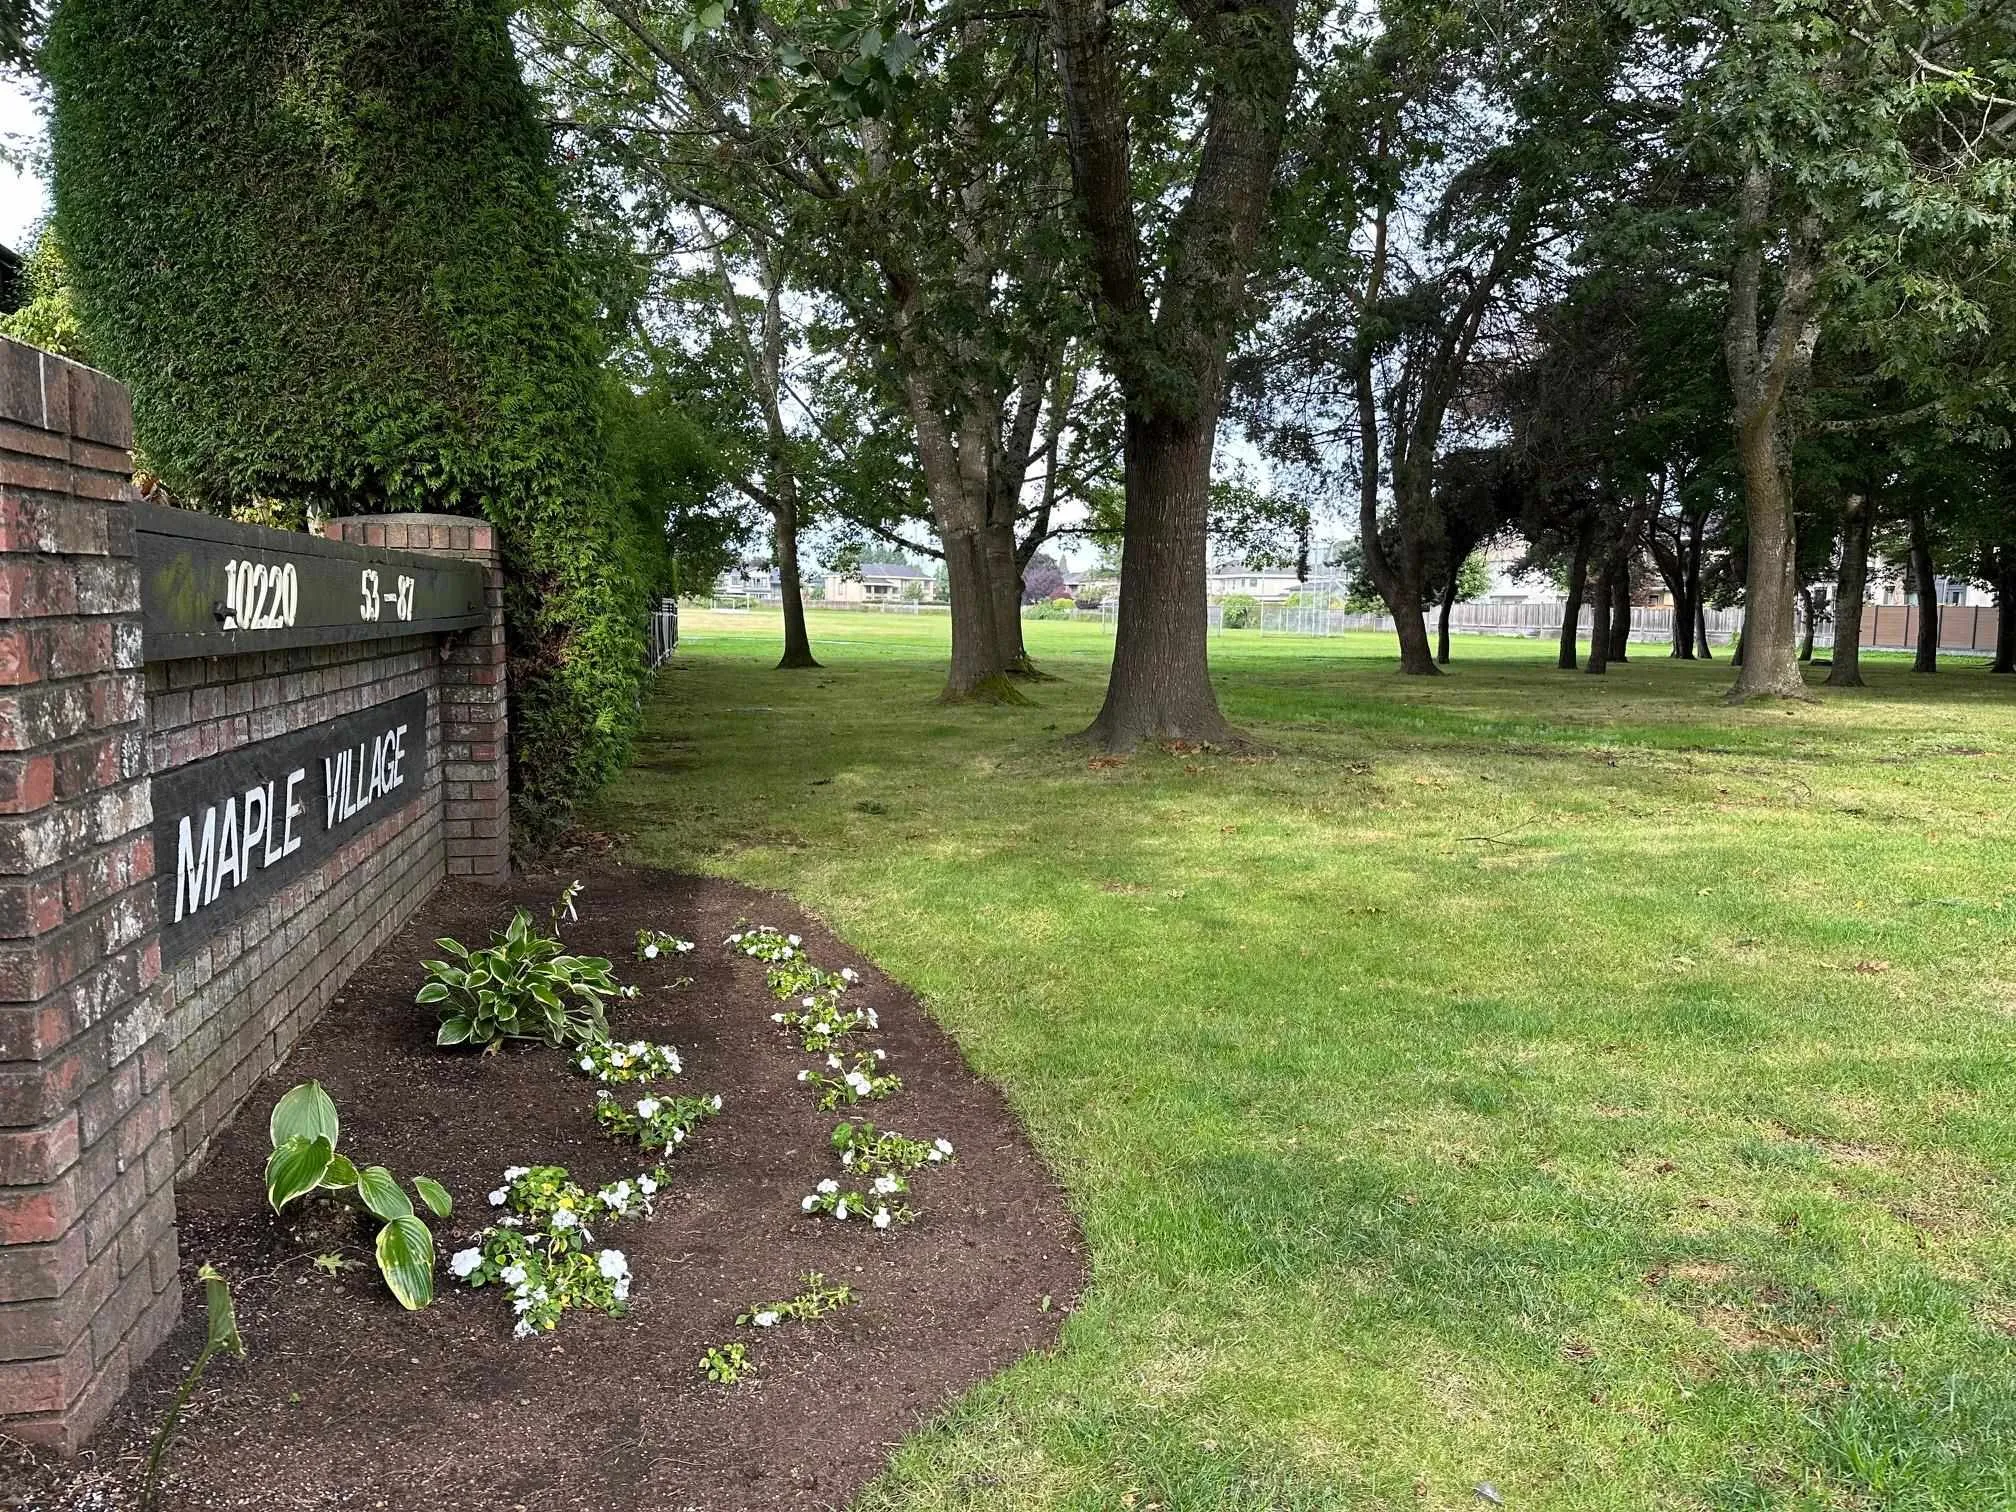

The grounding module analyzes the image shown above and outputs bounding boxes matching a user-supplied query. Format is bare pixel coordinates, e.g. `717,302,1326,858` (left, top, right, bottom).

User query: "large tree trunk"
1558,520,1592,670
1586,569,1612,675
1723,165,1817,702
1993,550,2016,674
1827,494,1870,688
1669,581,1693,659
1436,572,1457,665
1696,602,1713,659
983,520,1037,678
1049,0,1292,748
1910,510,1939,674
900,373,1027,703
1081,411,1238,748
1798,586,1816,662
1609,566,1631,662
1726,417,1804,697
773,493,819,670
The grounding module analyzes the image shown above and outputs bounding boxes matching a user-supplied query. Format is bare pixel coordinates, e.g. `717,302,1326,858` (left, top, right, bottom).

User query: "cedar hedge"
44,0,653,822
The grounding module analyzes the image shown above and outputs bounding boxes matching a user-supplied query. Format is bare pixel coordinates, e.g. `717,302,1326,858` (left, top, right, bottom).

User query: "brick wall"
0,335,510,1451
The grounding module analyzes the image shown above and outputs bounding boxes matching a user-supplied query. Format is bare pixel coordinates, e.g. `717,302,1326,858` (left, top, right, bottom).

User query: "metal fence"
682,593,2002,657
648,599,679,667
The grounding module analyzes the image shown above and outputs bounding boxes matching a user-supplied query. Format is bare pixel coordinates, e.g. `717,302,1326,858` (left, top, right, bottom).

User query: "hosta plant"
262,1081,451,1309
573,1036,683,1084
738,1272,854,1328
636,928,695,961
800,1173,914,1228
594,1089,721,1152
419,899,635,1052
833,1120,953,1176
797,1049,902,1110
724,925,801,963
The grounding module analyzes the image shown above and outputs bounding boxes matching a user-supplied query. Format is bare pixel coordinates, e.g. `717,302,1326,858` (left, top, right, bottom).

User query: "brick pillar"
324,514,508,880
0,337,179,1453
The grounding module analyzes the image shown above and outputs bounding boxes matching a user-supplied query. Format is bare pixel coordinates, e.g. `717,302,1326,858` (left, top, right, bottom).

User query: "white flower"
501,1264,527,1287
873,1048,887,1061
933,1138,954,1156
752,1309,780,1327
725,933,742,944
817,1178,839,1194
845,1071,872,1094
676,940,694,953
841,967,859,982
873,1208,892,1229
841,1150,856,1167
814,1022,832,1035
551,1209,578,1230
636,1097,661,1118
602,1181,632,1209
802,1194,817,1211
827,1054,842,1069
498,1215,521,1228
639,1175,658,1195
449,1247,482,1279
613,1276,630,1302
834,1200,849,1220
873,1174,901,1196
797,1069,811,1082
504,1166,529,1181
670,1127,685,1145
513,1318,536,1340
630,1041,648,1055
788,934,801,946
579,1055,594,1071
804,997,818,1009
711,1094,723,1110
513,1296,533,1315
866,1008,879,1028
772,1012,788,1023
644,942,660,959
488,1188,508,1206
597,1249,629,1280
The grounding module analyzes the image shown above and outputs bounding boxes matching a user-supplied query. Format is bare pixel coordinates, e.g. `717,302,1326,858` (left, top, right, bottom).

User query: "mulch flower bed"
4,866,1085,1512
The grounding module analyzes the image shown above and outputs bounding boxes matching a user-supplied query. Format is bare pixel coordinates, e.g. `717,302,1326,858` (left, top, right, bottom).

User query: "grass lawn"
588,607,2016,1511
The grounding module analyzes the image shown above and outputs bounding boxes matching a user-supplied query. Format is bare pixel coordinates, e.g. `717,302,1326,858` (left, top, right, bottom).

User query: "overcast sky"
1,73,49,249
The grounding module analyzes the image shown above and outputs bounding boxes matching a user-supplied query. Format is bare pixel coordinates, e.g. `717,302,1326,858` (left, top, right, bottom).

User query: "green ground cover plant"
592,608,2016,1511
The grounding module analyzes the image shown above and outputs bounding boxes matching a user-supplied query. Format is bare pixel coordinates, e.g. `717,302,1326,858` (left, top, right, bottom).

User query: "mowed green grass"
590,608,2016,1511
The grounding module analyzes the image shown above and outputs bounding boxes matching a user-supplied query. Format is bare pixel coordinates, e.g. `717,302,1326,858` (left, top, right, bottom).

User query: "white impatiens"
454,1165,665,1338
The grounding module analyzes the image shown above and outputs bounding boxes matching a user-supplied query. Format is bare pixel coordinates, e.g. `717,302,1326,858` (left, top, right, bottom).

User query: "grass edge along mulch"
4,865,1086,1512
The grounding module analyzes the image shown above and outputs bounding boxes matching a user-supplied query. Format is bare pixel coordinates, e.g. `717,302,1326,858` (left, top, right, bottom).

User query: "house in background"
828,561,933,603
1206,560,1305,603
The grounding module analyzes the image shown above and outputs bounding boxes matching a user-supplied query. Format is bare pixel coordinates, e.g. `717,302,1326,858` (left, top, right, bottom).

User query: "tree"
1022,552,1067,604
520,0,1087,701
1670,0,2016,700
1047,0,1299,747
1255,0,1642,676
47,0,656,822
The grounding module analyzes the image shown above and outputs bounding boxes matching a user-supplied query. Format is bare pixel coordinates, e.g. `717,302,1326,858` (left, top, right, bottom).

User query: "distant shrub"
1222,594,1259,629
1026,597,1077,621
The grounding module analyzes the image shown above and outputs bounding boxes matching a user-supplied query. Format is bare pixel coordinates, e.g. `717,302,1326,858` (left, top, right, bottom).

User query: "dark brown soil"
4,867,1085,1512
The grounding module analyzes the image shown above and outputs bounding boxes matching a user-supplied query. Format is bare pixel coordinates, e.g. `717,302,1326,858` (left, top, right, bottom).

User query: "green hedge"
45,0,649,823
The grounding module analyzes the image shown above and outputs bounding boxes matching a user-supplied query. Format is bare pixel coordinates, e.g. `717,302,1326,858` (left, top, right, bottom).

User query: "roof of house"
859,562,928,579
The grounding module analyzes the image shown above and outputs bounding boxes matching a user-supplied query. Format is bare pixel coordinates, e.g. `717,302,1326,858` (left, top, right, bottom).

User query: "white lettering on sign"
170,715,414,925
222,559,300,631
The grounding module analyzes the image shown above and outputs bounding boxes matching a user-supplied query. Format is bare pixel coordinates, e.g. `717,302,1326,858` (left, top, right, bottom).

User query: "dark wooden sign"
134,505,485,661
153,691,430,963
